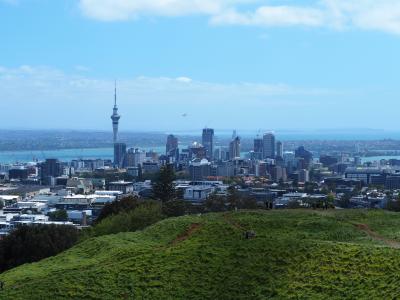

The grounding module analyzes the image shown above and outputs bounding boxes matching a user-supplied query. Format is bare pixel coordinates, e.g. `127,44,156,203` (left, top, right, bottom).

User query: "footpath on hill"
354,223,400,249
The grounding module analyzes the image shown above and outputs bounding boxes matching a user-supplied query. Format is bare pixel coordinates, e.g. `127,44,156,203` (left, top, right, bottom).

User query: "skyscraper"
295,146,313,169
114,142,127,168
254,137,263,159
229,136,241,160
125,148,146,167
166,134,179,163
263,132,276,159
202,128,214,160
111,81,121,144
276,141,283,158
39,158,63,186
166,134,178,155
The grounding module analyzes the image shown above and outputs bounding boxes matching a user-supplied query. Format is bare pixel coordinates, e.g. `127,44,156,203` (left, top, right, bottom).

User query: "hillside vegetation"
2,210,400,299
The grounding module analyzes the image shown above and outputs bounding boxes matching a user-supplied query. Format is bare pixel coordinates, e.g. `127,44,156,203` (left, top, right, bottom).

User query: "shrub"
0,225,79,272
47,209,68,221
89,201,163,237
95,195,139,224
162,200,188,217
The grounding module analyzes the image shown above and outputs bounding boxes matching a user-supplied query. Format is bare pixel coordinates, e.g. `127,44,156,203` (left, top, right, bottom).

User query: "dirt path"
171,223,202,246
355,223,400,249
222,213,245,231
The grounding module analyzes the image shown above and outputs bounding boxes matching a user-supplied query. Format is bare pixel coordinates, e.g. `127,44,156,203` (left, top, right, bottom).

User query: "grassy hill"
2,210,400,299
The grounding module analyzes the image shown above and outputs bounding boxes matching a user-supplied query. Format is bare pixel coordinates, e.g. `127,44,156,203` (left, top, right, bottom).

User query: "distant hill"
2,210,400,299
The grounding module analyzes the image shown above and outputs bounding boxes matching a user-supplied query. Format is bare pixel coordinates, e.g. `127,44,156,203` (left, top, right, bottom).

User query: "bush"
0,225,79,272
95,196,139,224
89,201,163,237
387,200,400,212
205,194,226,212
162,200,188,217
152,164,176,202
238,196,258,209
47,210,68,221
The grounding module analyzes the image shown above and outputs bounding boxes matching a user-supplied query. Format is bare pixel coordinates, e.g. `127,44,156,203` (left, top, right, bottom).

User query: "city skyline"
1,1,400,131
3,1,400,296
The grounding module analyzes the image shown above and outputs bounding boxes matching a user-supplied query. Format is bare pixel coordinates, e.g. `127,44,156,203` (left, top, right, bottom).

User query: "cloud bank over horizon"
0,65,394,131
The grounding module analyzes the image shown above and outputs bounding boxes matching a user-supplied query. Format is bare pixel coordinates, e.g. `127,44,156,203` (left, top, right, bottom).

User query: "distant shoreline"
1,147,400,164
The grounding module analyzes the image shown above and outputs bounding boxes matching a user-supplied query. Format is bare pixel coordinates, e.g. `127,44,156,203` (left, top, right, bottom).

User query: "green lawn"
2,210,400,299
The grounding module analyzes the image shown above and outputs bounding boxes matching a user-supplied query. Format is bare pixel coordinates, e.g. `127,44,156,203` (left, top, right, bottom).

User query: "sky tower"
111,81,120,143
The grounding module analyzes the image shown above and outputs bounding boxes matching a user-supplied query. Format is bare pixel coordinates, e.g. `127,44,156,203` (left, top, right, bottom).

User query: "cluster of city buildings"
1,87,400,236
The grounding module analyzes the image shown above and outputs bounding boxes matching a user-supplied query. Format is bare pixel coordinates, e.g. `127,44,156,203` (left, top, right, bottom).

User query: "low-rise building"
0,195,20,206
184,186,215,203
107,181,134,194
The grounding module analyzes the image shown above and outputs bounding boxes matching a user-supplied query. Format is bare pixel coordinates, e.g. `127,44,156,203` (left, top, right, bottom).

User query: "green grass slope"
2,210,400,299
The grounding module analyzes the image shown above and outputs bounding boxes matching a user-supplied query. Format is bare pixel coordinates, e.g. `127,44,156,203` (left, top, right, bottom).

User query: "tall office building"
229,136,241,160
254,138,263,159
114,143,127,168
232,130,237,139
263,132,276,159
39,158,63,185
202,128,214,160
299,169,310,183
111,81,121,144
189,159,211,181
276,141,283,158
125,148,146,167
295,146,313,169
166,134,179,163
214,147,229,161
166,134,178,155
189,142,206,160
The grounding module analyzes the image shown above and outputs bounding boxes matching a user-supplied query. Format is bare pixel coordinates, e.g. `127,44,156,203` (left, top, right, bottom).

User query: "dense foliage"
0,197,162,274
0,225,79,273
47,210,68,221
3,210,400,299
205,192,258,212
161,199,188,217
95,195,139,224
88,201,163,238
152,164,176,203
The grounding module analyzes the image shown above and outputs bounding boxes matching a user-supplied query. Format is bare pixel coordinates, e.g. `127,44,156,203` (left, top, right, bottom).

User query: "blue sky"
0,0,400,133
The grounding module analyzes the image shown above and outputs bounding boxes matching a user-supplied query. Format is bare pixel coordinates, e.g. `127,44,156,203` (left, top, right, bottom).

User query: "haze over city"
1,0,400,131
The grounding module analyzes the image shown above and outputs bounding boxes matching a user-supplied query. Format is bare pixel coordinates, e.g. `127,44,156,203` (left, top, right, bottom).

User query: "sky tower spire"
111,81,121,143
114,80,117,106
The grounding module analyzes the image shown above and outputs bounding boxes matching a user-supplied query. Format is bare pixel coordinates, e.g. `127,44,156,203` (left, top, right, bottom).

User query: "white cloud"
0,65,332,128
78,0,400,35
78,0,232,21
74,65,91,72
212,0,400,34
0,65,337,100
211,6,325,27
175,77,192,83
333,0,400,34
